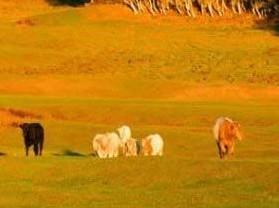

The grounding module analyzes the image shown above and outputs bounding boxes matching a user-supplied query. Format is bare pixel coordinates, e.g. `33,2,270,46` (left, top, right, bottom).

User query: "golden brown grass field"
0,0,279,207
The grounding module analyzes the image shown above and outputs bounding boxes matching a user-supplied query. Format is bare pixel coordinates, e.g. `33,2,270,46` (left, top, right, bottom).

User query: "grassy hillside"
0,5,279,87
0,2,278,208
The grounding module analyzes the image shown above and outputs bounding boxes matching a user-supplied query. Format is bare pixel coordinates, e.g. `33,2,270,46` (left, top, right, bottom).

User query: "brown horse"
213,117,242,159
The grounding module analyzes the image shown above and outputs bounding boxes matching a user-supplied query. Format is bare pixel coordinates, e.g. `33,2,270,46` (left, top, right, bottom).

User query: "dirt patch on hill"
16,18,36,27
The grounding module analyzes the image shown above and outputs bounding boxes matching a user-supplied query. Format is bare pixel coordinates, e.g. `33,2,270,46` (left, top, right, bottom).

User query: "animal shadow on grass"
53,149,88,157
0,152,7,157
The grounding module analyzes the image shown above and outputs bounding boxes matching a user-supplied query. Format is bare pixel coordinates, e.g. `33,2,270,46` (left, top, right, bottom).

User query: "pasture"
0,2,278,207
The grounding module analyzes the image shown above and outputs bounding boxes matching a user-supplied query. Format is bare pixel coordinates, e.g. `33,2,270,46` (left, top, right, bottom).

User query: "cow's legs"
123,144,127,156
107,147,114,158
39,142,44,156
113,149,119,158
97,150,106,158
34,144,39,156
25,145,29,156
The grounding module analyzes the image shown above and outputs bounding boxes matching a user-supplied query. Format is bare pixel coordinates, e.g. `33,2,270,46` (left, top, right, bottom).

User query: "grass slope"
0,5,279,86
0,95,278,207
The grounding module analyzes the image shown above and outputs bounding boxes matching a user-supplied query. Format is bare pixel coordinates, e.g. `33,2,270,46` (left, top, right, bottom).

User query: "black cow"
19,123,44,156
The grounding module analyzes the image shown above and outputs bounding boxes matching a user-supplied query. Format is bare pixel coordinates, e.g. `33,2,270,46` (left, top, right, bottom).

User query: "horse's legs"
217,142,222,159
218,142,226,159
228,143,235,156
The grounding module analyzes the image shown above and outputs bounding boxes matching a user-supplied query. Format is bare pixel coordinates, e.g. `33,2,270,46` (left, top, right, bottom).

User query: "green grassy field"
0,2,279,208
0,96,279,207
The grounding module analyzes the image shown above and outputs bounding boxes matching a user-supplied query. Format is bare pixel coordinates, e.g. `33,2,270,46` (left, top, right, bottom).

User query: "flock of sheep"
16,116,242,159
122,0,279,18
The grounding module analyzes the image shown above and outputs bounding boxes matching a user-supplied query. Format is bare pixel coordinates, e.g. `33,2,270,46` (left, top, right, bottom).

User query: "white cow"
92,132,121,158
142,134,164,156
